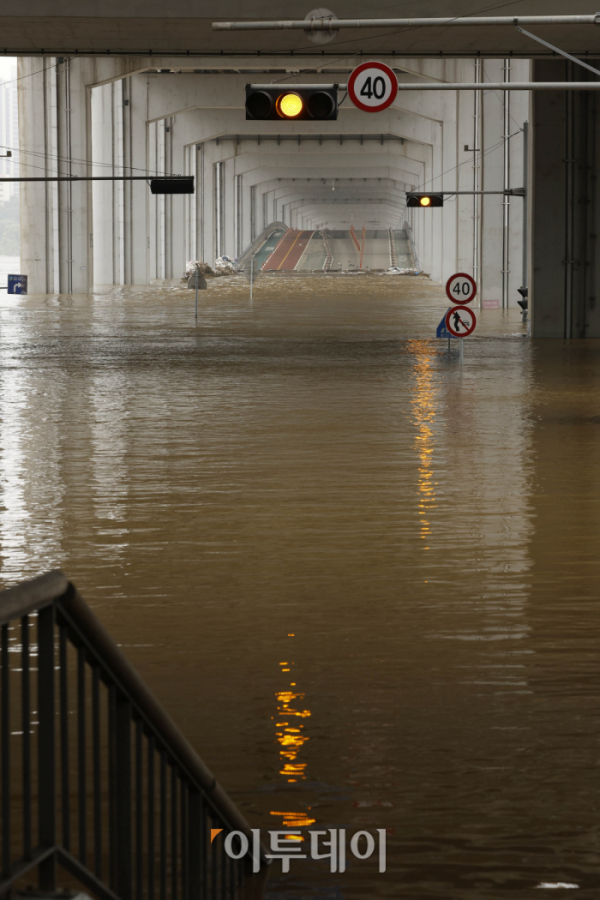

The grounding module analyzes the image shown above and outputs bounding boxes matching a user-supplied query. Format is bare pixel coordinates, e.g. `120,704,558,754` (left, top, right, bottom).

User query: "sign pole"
460,338,464,365
250,257,254,301
522,121,529,293
195,272,198,324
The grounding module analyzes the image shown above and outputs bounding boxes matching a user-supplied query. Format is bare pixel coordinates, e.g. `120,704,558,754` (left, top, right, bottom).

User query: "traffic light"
245,85,338,120
406,192,444,208
150,177,194,194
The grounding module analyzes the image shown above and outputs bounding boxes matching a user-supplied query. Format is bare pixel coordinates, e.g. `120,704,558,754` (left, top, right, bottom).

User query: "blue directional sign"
8,275,27,295
437,308,455,338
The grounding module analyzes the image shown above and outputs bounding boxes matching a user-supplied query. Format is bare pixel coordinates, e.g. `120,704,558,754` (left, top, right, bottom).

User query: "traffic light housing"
150,177,194,194
406,192,444,208
245,85,338,121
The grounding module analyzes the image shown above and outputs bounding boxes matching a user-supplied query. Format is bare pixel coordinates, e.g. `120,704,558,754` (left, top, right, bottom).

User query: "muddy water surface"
1,276,600,898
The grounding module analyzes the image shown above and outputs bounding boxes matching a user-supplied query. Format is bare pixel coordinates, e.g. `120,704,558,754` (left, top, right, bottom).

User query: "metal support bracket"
516,25,600,79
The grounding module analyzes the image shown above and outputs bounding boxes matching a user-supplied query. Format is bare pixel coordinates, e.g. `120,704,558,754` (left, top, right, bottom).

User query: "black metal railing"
0,572,268,900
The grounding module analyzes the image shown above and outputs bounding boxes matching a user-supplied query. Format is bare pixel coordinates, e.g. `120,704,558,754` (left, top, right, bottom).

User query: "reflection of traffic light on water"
270,648,316,834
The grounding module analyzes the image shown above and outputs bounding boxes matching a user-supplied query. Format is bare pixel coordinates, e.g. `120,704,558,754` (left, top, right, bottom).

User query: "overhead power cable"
416,127,523,191
269,0,535,83
0,142,182,179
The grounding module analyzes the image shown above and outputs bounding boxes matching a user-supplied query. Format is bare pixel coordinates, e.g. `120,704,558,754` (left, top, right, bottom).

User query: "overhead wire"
415,128,523,191
0,55,75,89
480,61,528,134
269,0,535,84
0,141,168,177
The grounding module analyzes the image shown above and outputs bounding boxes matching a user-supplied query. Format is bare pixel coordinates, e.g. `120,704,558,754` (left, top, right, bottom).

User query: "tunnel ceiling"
4,0,600,55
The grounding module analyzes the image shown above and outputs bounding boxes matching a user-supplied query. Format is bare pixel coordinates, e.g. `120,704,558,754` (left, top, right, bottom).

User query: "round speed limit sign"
347,61,398,113
445,272,477,305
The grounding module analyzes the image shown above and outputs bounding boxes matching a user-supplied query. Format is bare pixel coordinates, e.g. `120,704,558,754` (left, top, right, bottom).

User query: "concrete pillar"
196,143,206,262
241,180,252,253
147,119,159,280
479,59,529,308
92,80,125,285
480,59,506,306
223,151,236,258
531,60,600,337
20,56,137,293
18,57,59,294
202,142,217,265
127,74,149,284
455,61,479,283
147,116,179,280
56,58,94,293
169,116,186,279
91,82,113,285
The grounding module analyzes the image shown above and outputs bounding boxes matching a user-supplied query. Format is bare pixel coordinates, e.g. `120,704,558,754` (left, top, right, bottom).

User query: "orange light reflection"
411,343,438,548
270,648,314,832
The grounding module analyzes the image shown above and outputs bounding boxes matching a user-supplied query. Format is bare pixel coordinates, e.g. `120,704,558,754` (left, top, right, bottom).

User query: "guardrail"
404,222,420,272
0,572,268,900
388,228,397,267
320,230,333,271
235,221,288,272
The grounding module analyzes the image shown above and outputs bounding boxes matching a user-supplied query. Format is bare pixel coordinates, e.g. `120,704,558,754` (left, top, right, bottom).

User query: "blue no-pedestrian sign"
436,308,455,338
8,275,27,295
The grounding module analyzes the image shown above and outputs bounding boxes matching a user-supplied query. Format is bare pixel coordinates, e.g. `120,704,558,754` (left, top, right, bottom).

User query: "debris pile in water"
214,256,237,276
386,265,421,275
183,257,237,283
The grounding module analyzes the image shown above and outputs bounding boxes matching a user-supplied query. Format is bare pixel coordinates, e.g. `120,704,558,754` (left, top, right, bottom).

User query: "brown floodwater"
2,274,600,898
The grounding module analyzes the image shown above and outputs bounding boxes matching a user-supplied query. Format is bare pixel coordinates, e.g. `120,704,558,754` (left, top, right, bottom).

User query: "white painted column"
480,59,505,306
147,119,159,280
202,141,217,266
223,151,236,258
92,81,120,286
169,115,186,279
127,74,149,284
56,57,94,293
18,57,59,294
196,142,205,263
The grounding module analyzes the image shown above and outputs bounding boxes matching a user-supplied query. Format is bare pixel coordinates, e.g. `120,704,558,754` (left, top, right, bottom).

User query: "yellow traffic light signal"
276,93,304,118
406,192,444,208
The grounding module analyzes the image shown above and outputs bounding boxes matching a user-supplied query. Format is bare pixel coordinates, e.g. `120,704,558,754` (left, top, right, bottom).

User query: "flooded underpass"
2,274,600,898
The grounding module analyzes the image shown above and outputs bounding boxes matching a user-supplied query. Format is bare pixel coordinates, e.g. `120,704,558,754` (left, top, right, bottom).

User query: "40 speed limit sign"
348,61,398,112
445,272,477,305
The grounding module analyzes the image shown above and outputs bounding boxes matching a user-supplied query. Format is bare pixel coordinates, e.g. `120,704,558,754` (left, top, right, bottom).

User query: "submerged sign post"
7,275,27,295
443,272,477,364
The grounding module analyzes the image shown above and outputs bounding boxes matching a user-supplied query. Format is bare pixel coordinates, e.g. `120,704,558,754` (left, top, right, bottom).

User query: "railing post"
115,693,132,900
38,605,56,891
188,789,201,900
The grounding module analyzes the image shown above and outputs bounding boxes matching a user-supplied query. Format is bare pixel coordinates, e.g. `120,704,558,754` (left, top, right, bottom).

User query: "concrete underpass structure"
11,0,600,334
